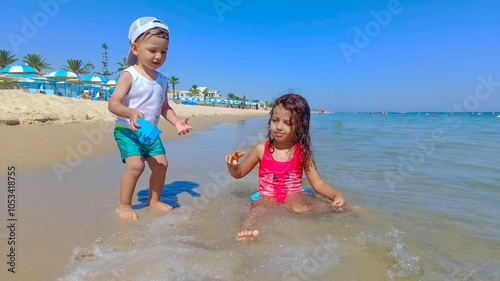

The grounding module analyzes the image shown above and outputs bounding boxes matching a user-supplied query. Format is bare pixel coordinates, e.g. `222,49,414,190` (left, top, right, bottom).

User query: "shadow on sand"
132,180,201,210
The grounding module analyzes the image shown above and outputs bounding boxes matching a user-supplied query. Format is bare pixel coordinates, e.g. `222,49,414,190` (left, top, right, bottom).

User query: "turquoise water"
61,113,500,280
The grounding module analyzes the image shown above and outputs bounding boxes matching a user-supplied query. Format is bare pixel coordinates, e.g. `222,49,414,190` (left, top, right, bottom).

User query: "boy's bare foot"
116,205,138,220
236,229,260,241
149,201,173,213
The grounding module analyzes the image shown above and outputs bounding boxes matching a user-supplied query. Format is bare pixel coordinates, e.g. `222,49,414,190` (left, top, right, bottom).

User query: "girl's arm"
160,90,193,135
305,160,346,207
226,142,264,179
108,72,142,131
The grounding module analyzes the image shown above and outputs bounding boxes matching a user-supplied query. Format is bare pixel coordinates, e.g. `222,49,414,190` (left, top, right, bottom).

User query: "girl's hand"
226,151,245,166
175,118,193,135
128,110,144,132
332,194,346,210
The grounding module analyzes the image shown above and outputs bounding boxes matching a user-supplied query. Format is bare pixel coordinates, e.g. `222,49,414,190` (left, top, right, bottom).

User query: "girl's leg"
285,193,336,214
286,194,366,216
116,156,145,219
146,154,172,212
284,193,312,213
237,197,273,241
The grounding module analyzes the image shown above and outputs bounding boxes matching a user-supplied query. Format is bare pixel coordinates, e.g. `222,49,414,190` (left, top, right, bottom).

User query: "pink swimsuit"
258,141,304,203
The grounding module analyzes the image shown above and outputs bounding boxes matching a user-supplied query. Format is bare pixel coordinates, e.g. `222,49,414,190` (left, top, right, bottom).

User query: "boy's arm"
305,160,346,207
226,142,263,179
160,91,192,135
107,72,142,131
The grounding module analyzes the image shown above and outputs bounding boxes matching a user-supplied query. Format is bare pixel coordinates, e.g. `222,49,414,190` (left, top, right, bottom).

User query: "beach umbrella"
31,76,61,94
1,73,39,83
43,71,79,97
106,79,117,86
80,75,108,84
67,75,108,98
0,76,26,82
44,70,78,80
0,64,39,74
67,75,108,85
3,75,48,93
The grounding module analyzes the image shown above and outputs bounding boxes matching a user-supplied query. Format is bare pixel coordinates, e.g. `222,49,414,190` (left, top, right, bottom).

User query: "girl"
226,93,346,241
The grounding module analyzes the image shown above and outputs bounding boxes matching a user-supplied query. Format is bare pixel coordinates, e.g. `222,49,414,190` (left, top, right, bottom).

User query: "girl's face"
270,104,296,143
132,35,169,71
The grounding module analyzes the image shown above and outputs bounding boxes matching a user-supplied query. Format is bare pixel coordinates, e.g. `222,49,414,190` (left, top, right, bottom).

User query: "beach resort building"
168,86,221,101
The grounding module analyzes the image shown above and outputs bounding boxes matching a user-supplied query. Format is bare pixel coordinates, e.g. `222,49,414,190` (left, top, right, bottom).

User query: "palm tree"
84,62,95,74
227,93,237,100
63,59,90,75
168,76,180,99
202,88,209,102
189,84,200,97
116,57,127,73
22,54,51,72
0,50,17,69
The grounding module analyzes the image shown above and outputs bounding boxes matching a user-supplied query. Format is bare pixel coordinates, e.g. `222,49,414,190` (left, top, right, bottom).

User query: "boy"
108,17,192,219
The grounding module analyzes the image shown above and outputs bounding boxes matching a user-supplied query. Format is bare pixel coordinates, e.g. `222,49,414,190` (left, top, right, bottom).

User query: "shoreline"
0,89,269,281
0,89,269,126
0,89,269,172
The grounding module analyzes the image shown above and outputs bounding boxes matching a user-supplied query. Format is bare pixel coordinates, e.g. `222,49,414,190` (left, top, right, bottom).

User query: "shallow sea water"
60,113,500,281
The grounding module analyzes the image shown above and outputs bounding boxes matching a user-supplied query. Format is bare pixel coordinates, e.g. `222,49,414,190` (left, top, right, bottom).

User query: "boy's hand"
226,151,245,166
128,110,144,132
175,118,193,135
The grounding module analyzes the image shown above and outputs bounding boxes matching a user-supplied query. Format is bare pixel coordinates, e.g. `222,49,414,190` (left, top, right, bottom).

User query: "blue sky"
1,0,499,112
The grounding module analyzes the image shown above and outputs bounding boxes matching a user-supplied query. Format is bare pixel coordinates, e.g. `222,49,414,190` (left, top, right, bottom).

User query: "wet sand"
0,90,269,281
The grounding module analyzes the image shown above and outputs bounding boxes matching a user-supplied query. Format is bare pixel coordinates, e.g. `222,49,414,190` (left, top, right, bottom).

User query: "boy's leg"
116,156,145,219
146,154,172,212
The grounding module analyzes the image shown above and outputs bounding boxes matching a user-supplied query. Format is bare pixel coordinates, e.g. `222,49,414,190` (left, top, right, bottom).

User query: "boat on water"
311,109,330,114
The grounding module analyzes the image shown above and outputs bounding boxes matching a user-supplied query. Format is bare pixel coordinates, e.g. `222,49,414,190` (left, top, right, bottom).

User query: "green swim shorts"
113,126,166,163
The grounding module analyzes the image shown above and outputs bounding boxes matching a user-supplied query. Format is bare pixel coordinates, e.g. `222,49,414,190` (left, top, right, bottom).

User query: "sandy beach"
0,89,268,172
2,90,499,280
0,89,269,281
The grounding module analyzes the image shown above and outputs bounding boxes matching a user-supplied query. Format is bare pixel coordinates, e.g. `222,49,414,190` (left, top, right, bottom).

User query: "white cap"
126,17,169,66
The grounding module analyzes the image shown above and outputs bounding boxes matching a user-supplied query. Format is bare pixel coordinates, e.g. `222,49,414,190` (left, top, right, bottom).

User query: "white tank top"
114,66,168,127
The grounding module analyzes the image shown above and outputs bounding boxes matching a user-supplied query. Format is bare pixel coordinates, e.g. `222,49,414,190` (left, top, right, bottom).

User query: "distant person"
225,93,346,241
108,16,193,219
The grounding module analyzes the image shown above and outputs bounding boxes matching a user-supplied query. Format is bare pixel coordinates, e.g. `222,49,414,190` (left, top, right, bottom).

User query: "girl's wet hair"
135,27,169,42
267,93,314,172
